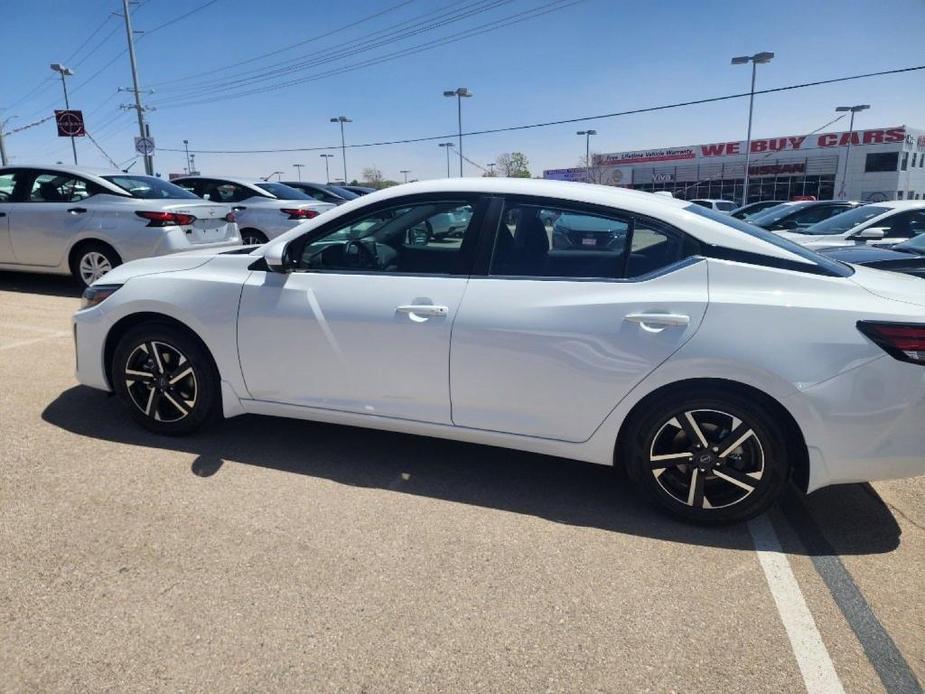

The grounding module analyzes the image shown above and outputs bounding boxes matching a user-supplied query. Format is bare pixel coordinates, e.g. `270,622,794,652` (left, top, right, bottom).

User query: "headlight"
80,284,122,310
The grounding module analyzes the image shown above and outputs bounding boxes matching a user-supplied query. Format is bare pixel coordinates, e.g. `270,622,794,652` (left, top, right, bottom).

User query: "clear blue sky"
2,0,923,182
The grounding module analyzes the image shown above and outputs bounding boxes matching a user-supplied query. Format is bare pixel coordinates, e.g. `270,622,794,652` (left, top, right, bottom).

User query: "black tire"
71,242,121,288
624,388,790,524
241,229,268,245
112,322,221,435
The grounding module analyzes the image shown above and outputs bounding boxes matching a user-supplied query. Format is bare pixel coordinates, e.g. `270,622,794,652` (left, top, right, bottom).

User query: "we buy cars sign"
697,126,907,158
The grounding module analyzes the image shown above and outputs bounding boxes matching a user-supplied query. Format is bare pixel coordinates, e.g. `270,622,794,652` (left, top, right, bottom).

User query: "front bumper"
73,308,111,392
787,355,925,491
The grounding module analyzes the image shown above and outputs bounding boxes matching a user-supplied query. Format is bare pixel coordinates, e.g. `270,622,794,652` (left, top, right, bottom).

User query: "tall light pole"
486,162,495,176
577,129,597,182
189,153,196,174
330,116,351,183
320,154,334,183
731,51,774,206
443,87,472,176
293,163,305,181
400,169,410,183
50,63,77,165
438,142,453,178
121,0,153,175
183,139,192,173
835,105,870,200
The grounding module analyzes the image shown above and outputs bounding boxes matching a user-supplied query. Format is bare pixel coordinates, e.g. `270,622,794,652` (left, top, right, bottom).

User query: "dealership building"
544,125,925,204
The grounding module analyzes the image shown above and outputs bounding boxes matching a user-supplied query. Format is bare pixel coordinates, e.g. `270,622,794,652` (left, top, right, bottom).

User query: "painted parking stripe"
780,495,923,694
0,331,70,351
748,514,846,694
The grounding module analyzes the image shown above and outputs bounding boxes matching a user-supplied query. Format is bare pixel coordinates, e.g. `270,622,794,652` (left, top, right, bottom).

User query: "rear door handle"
396,305,449,318
67,207,87,214
232,206,247,211
625,312,690,329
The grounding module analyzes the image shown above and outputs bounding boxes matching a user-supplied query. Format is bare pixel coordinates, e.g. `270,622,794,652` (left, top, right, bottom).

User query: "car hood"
848,264,925,307
92,245,248,285
820,245,910,263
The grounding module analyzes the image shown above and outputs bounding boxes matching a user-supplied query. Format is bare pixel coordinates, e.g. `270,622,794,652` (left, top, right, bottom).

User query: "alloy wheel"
648,409,765,510
123,340,198,423
78,251,113,285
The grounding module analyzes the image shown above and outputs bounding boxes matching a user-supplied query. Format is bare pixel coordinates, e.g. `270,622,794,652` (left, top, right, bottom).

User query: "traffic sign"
135,136,155,156
55,110,85,137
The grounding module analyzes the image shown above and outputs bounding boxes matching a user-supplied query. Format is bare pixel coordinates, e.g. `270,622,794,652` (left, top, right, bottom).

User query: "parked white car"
689,199,737,213
73,179,925,523
172,176,335,245
777,200,925,250
0,165,240,286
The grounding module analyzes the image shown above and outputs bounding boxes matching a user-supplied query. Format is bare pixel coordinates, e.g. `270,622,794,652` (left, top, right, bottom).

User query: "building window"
901,152,909,171
865,152,899,172
897,191,904,200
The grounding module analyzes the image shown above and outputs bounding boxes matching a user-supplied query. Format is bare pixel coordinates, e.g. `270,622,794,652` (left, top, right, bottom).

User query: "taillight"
224,212,236,223
281,208,320,220
135,211,197,227
857,321,925,365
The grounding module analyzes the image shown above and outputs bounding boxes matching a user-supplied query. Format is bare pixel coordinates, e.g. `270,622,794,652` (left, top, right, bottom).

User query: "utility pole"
835,105,869,199
0,114,13,166
121,0,153,174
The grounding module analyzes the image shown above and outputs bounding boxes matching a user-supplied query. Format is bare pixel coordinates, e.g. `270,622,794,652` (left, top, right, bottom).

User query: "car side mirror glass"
855,227,886,240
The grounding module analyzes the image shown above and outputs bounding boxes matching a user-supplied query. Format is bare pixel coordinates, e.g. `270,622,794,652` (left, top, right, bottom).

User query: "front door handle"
396,304,449,318
232,206,247,211
625,312,690,329
67,207,87,214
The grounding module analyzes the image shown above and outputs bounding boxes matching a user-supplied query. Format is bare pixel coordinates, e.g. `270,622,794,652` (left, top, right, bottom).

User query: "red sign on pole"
55,110,85,137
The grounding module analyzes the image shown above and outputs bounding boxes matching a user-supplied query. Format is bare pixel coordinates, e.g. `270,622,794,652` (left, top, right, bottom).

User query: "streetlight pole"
486,162,495,176
731,51,774,206
330,116,351,183
183,139,191,173
438,142,453,178
443,88,472,176
400,169,410,183
577,129,597,182
320,154,334,183
50,63,77,165
835,105,869,199
293,163,305,181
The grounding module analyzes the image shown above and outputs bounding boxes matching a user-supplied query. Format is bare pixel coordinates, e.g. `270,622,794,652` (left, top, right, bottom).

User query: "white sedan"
72,179,925,523
777,200,925,250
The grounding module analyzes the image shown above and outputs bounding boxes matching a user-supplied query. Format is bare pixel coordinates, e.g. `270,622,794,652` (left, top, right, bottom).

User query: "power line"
147,0,419,88
153,0,578,109
157,64,925,154
154,0,510,96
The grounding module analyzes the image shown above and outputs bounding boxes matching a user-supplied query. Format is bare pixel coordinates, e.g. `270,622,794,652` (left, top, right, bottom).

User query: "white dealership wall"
544,125,925,202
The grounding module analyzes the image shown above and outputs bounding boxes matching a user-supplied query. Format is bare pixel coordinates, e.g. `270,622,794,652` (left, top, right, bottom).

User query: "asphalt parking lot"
1,271,922,693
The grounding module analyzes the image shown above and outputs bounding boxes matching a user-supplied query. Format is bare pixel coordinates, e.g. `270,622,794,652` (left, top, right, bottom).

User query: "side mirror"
263,239,292,273
854,227,886,240
776,219,799,230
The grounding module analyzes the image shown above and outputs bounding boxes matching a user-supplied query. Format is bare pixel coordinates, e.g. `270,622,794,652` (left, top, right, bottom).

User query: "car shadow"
42,385,902,556
0,271,81,298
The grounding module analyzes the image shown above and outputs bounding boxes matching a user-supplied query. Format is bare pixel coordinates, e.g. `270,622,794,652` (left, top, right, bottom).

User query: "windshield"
798,205,889,235
747,201,807,225
255,182,312,200
894,233,925,254
327,184,359,200
103,175,199,200
683,204,853,277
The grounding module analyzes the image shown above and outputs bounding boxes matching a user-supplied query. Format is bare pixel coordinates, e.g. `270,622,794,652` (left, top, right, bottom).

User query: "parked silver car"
0,165,241,287
172,176,335,245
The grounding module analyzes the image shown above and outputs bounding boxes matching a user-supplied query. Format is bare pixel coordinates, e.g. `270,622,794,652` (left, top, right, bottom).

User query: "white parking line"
748,515,846,694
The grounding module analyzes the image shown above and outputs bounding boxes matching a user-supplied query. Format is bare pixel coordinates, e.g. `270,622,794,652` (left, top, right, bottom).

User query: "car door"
450,197,708,442
236,194,487,424
9,169,99,266
0,170,18,262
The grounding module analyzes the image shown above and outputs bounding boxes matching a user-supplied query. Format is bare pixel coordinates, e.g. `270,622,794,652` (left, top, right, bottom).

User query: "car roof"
265,177,830,266
0,163,135,196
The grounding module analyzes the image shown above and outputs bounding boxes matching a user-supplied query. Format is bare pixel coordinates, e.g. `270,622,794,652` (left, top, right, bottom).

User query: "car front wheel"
625,390,790,524
112,323,220,435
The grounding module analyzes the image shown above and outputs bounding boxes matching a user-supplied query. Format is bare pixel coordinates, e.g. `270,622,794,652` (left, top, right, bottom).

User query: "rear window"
684,204,853,277
103,175,199,199
747,202,808,226
255,182,312,200
799,205,888,235
715,201,736,212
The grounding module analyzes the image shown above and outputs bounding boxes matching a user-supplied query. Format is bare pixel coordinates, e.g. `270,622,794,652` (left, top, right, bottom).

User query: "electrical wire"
156,65,925,154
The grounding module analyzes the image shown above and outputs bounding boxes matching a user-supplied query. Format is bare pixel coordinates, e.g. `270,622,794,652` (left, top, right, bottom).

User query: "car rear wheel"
241,229,268,245
112,323,220,435
71,242,121,288
625,390,790,524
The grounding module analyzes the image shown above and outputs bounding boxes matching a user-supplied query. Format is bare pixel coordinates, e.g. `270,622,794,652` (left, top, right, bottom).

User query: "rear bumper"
787,355,925,491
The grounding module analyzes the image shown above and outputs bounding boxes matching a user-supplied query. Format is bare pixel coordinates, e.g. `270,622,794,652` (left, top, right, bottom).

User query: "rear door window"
0,172,18,201
27,172,99,202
